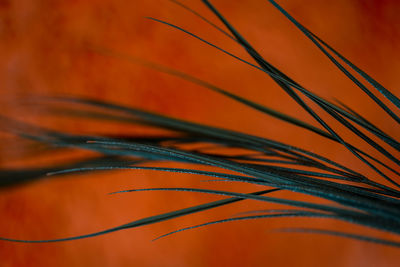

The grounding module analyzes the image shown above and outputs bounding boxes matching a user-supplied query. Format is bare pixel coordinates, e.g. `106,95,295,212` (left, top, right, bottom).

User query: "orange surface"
1,0,400,266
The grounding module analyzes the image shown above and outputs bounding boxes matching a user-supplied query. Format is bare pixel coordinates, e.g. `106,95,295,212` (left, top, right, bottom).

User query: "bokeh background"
1,0,400,266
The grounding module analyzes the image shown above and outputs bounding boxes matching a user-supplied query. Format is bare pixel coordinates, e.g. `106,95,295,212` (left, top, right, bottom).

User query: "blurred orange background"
1,0,400,266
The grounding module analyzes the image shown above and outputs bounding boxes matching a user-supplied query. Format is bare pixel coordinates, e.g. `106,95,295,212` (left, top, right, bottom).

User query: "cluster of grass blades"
1,0,400,249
